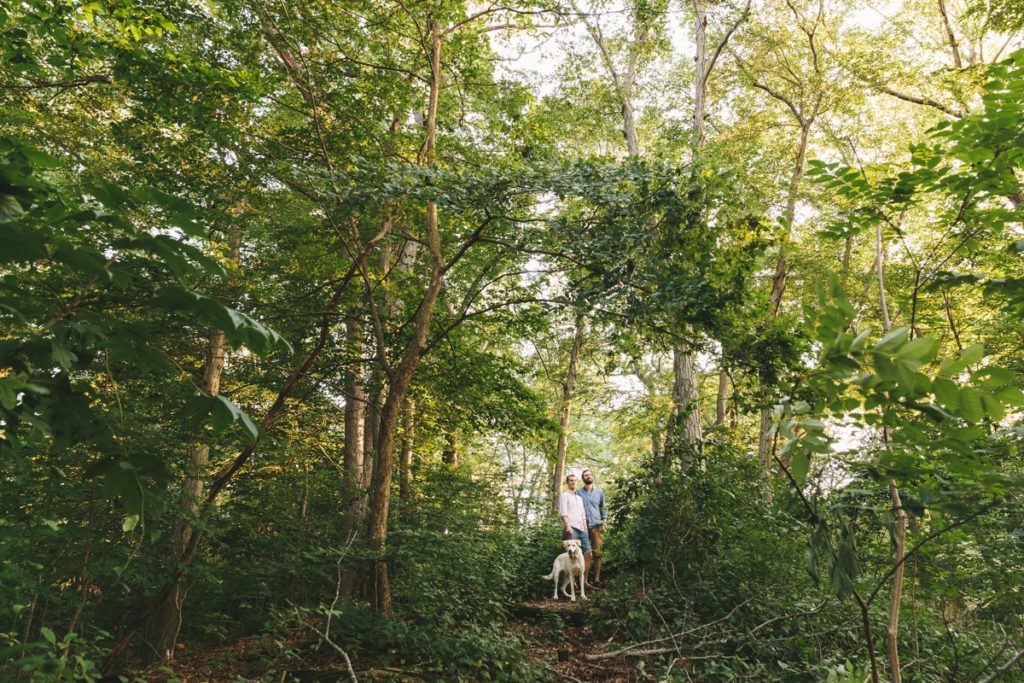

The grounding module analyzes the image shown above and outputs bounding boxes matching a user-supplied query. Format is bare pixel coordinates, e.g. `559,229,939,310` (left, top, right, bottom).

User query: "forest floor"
130,583,646,682
513,593,640,683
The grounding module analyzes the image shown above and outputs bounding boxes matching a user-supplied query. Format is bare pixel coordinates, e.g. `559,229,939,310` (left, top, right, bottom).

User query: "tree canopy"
2,0,1023,681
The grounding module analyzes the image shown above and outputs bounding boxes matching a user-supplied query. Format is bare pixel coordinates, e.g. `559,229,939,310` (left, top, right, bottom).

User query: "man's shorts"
588,524,605,557
571,527,592,554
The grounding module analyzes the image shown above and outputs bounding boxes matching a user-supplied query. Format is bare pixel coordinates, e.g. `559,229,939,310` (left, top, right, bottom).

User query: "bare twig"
545,665,584,683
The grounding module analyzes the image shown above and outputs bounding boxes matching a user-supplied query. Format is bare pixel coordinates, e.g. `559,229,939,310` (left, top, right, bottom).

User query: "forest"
1,0,1024,680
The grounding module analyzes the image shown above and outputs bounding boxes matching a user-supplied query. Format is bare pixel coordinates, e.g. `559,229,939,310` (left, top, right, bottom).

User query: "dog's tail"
542,570,556,581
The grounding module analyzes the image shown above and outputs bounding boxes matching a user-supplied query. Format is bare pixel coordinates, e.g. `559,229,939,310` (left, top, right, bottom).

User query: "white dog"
542,539,587,602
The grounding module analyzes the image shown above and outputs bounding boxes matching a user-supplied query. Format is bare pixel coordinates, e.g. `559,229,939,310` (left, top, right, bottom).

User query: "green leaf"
122,514,140,532
996,386,1024,406
0,222,49,261
211,395,239,431
959,343,984,366
791,451,810,486
933,377,959,411
51,343,77,369
959,387,984,423
238,410,260,440
40,627,56,645
972,367,1016,390
850,328,872,353
939,343,984,377
0,378,16,410
874,326,910,353
981,393,1005,421
896,337,938,363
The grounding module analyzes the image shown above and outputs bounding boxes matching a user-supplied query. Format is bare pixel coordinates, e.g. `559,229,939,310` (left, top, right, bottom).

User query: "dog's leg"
581,568,587,601
569,570,576,602
552,568,559,600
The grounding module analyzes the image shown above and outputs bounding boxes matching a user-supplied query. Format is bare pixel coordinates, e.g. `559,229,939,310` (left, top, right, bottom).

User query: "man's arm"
600,491,607,523
558,493,572,532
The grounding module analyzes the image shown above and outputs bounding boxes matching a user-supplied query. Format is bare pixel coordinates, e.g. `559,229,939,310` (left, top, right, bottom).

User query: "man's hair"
565,474,576,483
582,469,592,477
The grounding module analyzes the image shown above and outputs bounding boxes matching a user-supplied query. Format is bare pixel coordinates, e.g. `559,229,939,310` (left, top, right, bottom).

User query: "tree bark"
365,16,446,616
343,318,366,519
715,362,728,426
362,387,380,493
101,194,400,674
768,120,813,317
622,100,640,157
551,321,585,511
152,228,237,661
441,431,459,467
937,0,963,69
399,399,415,500
887,482,907,683
670,347,703,470
692,0,708,152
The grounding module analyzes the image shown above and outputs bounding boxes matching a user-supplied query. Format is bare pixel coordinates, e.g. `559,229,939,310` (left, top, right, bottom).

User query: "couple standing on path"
558,469,607,590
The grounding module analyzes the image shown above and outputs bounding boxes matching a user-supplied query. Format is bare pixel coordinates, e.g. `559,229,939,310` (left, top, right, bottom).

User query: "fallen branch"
545,665,584,683
749,600,827,634
980,649,1024,683
583,594,759,661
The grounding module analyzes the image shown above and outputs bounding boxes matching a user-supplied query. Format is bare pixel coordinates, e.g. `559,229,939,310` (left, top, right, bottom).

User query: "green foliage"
0,137,284,518
211,464,547,681
3,0,1024,681
541,158,768,337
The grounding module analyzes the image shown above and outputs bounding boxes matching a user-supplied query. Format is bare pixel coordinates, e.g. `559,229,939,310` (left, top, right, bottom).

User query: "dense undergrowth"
31,451,1022,681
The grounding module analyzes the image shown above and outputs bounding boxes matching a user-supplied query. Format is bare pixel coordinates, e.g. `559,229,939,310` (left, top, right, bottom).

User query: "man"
578,468,607,587
558,473,591,570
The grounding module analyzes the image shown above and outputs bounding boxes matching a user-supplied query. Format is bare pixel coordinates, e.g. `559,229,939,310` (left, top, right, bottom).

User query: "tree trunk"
399,399,415,500
887,481,907,683
622,99,640,157
876,217,905,683
362,385,380,497
666,0,710,468
655,9,706,466
768,120,812,317
670,347,703,470
692,0,707,152
551,321,585,511
360,393,376,483
757,118,815,465
715,363,728,426
441,431,459,467
343,318,366,528
366,17,445,616
152,228,237,661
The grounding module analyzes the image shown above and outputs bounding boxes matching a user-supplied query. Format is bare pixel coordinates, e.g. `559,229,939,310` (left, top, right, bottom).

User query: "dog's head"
562,539,582,559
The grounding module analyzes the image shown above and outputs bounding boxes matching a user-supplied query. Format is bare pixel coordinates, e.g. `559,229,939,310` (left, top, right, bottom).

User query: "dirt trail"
511,589,641,683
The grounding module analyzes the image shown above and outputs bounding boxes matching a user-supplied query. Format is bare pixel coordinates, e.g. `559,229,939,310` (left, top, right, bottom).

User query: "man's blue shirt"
578,485,606,528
